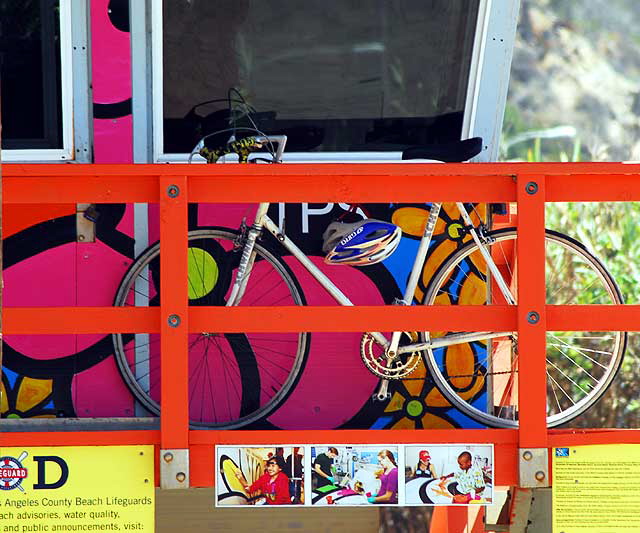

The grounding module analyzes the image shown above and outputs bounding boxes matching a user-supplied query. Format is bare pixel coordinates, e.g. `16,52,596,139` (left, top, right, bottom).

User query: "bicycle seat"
401,137,483,162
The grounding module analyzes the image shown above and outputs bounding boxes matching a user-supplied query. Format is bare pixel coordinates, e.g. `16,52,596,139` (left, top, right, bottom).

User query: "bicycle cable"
228,87,278,160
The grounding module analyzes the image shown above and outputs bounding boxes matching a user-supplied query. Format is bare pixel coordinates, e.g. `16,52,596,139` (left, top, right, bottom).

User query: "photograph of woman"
235,454,290,505
216,446,304,506
367,449,399,505
411,450,437,480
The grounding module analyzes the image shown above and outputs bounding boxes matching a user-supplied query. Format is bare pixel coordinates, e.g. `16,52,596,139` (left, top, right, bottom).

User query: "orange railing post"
516,174,548,489
159,175,190,488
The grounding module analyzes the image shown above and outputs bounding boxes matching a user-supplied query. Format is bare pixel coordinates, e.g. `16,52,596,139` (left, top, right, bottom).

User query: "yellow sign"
553,444,640,532
0,445,154,532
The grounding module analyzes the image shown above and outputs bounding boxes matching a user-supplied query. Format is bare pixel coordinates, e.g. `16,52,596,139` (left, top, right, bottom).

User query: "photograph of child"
216,446,305,506
311,445,399,506
404,445,493,506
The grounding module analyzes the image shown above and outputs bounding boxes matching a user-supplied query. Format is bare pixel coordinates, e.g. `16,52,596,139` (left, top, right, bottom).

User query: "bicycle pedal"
371,392,391,402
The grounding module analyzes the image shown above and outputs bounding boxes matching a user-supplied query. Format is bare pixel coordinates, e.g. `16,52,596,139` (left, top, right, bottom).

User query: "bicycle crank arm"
396,331,514,354
373,380,391,401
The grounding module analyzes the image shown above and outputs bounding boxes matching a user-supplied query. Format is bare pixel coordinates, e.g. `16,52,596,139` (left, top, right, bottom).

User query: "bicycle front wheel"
422,228,626,428
112,228,309,429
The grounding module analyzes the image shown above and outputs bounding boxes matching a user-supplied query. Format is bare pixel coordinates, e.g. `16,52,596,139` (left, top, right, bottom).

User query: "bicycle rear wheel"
422,228,626,428
112,228,309,429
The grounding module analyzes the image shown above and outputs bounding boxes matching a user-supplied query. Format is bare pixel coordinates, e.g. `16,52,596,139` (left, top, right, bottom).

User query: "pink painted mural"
2,198,489,430
91,0,133,163
1,2,490,431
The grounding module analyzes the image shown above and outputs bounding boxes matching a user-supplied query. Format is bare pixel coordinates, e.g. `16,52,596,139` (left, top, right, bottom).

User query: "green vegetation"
546,202,640,428
500,106,639,428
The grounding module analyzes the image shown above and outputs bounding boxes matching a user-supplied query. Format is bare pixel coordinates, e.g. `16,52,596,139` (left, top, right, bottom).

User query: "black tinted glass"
163,1,479,154
0,0,63,150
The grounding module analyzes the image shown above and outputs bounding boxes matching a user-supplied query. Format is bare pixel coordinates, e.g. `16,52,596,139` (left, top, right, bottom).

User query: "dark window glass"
163,1,479,154
0,0,63,150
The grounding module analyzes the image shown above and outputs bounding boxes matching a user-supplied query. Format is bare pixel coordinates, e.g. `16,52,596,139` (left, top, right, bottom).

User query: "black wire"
227,88,277,159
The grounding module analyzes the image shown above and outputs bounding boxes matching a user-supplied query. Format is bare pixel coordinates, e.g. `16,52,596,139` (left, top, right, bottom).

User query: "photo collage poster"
215,443,493,507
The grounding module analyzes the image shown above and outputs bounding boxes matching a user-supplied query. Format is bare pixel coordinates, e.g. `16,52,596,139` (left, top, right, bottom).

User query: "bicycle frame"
207,134,518,398
226,200,515,358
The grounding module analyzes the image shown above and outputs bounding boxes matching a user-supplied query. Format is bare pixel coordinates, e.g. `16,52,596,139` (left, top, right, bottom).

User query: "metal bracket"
76,203,96,243
519,448,549,488
160,448,190,489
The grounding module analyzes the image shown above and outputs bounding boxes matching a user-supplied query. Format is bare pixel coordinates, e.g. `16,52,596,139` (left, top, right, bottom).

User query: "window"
158,0,480,160
0,0,73,160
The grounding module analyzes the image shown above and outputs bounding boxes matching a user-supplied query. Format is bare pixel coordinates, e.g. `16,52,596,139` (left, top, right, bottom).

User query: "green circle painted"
448,223,463,239
187,248,219,299
406,399,424,417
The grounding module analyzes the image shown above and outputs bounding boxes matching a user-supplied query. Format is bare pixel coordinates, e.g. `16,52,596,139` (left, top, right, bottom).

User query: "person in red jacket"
236,455,291,505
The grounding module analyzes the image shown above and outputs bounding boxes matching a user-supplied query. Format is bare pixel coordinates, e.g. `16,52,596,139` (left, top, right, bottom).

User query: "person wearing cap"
412,450,437,479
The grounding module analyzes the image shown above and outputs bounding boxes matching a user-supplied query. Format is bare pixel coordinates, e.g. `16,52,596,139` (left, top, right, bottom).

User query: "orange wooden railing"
3,162,640,493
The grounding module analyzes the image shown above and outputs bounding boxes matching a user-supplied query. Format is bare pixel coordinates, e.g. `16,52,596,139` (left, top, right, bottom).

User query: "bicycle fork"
226,205,272,306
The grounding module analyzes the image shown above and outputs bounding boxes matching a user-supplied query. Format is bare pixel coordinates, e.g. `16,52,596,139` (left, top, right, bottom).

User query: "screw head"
168,314,181,327
163,452,174,463
527,311,540,324
525,181,539,195
167,184,180,198
523,451,533,461
176,472,186,483
535,470,546,481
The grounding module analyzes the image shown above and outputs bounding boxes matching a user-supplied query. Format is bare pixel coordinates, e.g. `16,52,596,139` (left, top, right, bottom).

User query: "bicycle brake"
234,218,248,249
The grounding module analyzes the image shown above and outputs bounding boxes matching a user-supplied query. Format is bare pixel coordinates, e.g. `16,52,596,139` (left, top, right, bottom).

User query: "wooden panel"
155,488,380,533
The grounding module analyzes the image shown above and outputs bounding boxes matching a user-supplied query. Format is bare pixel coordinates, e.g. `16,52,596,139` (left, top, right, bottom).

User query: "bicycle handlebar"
198,134,288,164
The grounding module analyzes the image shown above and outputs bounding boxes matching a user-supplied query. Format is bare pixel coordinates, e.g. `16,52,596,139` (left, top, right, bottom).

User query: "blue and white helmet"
322,219,402,266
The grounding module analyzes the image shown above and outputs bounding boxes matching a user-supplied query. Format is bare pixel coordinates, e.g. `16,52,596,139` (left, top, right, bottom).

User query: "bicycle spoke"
113,229,308,428
423,228,625,428
546,359,592,396
547,371,577,405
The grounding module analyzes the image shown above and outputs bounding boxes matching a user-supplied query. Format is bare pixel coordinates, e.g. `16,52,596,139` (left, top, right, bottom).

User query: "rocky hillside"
504,0,640,161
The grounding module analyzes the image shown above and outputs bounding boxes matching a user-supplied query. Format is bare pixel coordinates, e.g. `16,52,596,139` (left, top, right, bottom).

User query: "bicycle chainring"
360,332,422,380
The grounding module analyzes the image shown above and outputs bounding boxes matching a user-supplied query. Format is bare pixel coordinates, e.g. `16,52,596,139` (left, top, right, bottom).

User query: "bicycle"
112,129,626,430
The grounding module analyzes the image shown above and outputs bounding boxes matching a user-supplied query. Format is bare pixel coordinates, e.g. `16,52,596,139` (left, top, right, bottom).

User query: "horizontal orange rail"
4,305,640,334
3,305,515,334
3,162,640,490
6,162,640,201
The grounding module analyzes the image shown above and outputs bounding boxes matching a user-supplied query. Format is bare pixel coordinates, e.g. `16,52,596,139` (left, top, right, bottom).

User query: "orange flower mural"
1,369,56,418
375,203,489,429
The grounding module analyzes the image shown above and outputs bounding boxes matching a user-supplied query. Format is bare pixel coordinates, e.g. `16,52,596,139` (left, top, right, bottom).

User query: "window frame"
149,0,519,163
2,0,79,162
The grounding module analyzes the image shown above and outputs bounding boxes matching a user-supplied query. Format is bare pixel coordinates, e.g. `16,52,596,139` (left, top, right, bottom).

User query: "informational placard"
553,444,640,532
215,443,493,507
0,445,154,531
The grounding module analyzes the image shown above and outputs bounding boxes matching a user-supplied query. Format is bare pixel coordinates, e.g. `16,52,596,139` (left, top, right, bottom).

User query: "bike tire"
422,228,627,428
112,228,309,429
